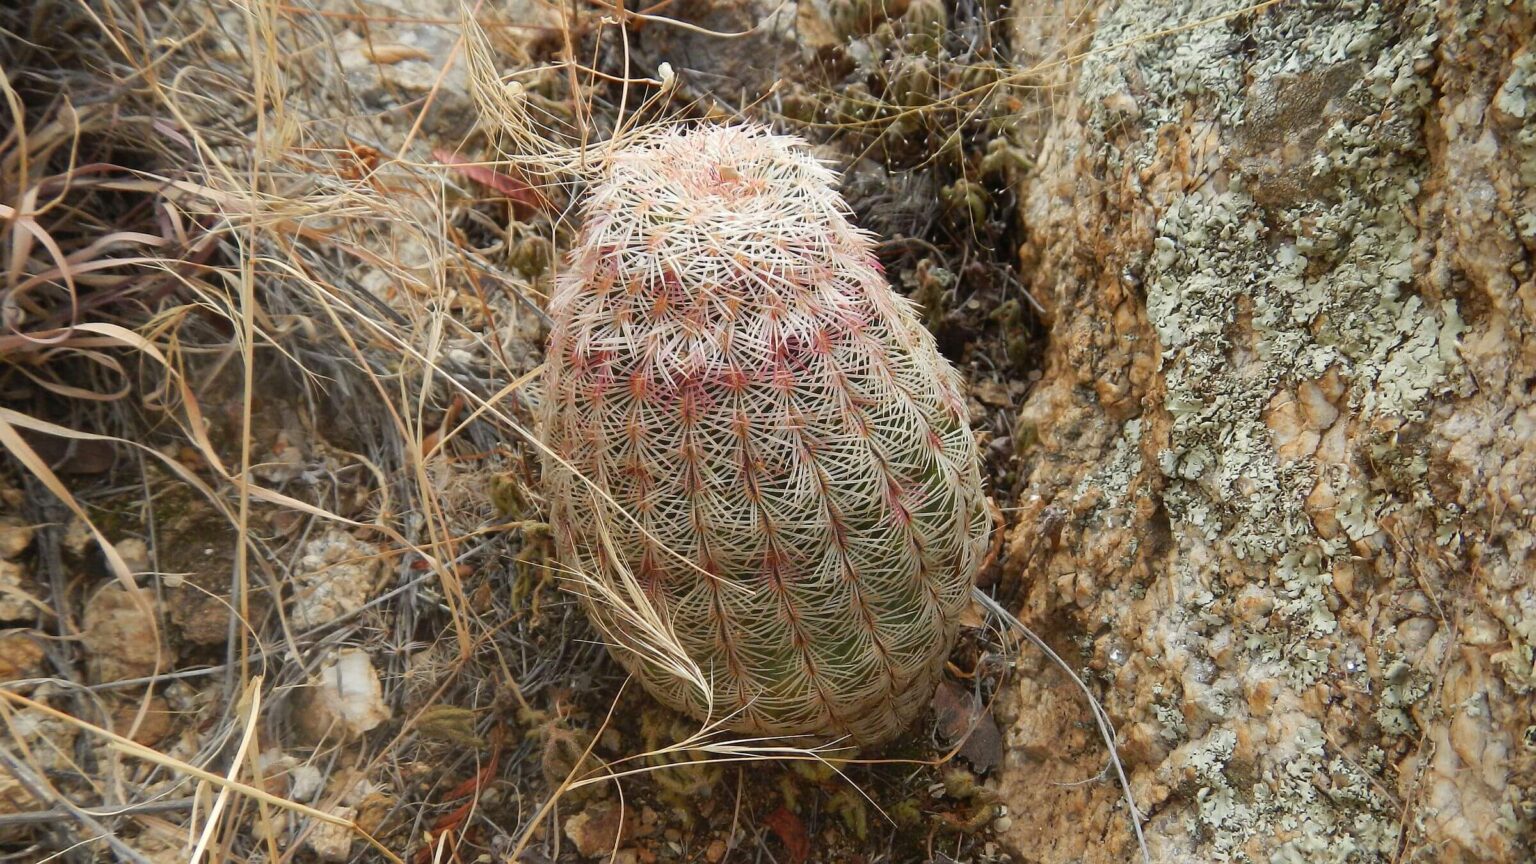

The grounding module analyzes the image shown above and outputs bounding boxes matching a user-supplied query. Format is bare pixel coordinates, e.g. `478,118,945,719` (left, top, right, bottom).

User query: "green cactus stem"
539,124,989,746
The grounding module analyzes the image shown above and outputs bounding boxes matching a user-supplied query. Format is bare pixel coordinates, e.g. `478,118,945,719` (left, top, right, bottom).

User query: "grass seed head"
540,124,989,746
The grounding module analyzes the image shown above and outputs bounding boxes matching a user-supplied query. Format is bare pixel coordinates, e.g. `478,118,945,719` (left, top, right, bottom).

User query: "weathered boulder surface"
998,1,1536,861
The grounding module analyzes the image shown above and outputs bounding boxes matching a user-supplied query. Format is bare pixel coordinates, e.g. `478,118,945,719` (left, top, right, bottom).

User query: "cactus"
539,124,989,746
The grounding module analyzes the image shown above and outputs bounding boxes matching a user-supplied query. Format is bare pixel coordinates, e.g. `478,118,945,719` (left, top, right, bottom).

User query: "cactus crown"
540,124,989,746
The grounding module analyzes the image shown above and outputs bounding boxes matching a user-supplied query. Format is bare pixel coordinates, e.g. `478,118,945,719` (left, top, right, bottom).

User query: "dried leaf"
932,680,1004,772
433,149,545,217
957,597,986,630
763,806,810,864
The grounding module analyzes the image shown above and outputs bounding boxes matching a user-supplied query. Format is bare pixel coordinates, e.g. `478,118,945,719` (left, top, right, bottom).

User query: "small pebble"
0,517,36,559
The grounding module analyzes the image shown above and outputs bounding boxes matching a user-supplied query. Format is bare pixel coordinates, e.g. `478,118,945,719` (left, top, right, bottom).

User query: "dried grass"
1,0,572,858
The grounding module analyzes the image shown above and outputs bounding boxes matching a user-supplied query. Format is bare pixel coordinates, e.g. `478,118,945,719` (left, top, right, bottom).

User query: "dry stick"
0,745,152,864
0,691,405,864
972,587,1151,864
0,797,198,828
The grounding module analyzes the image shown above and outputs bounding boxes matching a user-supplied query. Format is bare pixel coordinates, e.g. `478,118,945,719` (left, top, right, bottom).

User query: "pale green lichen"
1179,716,1397,862
1379,655,1434,712
1072,0,1456,860
1151,683,1190,741
1075,417,1142,513
1499,44,1536,232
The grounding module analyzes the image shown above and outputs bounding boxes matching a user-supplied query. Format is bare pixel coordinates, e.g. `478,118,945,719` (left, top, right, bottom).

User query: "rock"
304,805,357,862
81,583,165,683
253,429,306,484
334,770,379,807
996,1,1536,861
114,537,150,574
353,789,395,836
972,378,1014,408
563,800,631,859
167,587,233,646
0,517,35,559
256,749,294,795
931,680,1005,773
108,694,175,746
61,517,91,557
327,0,485,137
293,649,390,744
288,529,385,630
256,750,323,801
0,630,46,683
0,560,43,622
289,763,325,801
0,705,78,832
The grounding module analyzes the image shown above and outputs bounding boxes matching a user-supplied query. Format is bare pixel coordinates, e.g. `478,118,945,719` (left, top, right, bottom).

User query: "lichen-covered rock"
288,529,385,629
998,1,1536,861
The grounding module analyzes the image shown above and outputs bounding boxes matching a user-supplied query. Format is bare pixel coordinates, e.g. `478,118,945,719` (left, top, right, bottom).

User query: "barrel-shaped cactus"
539,124,989,746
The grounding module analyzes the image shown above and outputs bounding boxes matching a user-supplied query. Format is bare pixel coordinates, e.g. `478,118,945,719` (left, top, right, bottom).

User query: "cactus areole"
539,124,989,746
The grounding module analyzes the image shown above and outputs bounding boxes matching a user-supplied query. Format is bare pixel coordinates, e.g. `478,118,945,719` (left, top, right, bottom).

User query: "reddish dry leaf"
932,680,1004,772
409,728,503,864
433,149,545,217
422,393,464,458
763,806,810,864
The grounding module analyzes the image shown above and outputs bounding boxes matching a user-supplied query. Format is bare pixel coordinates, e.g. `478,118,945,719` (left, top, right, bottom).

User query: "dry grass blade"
0,410,154,600
0,690,405,864
973,588,1151,864
188,677,263,861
